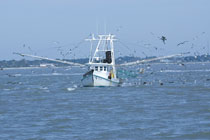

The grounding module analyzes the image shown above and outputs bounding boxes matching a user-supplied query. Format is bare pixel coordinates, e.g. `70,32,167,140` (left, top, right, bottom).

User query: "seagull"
143,44,151,46
159,36,167,44
177,41,189,46
6,74,16,77
153,47,158,50
178,63,185,66
26,46,36,54
53,41,60,45
191,43,194,49
116,26,123,32
142,52,147,57
150,32,155,36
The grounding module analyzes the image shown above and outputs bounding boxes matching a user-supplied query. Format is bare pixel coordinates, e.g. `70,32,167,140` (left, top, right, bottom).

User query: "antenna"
104,20,107,35
96,20,99,35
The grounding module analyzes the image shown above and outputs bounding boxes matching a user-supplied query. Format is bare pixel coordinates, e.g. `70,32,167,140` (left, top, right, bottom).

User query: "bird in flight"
160,36,167,44
177,41,189,46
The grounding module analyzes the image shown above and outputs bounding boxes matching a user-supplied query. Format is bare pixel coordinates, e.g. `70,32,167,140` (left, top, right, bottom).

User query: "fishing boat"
82,34,121,86
14,33,187,87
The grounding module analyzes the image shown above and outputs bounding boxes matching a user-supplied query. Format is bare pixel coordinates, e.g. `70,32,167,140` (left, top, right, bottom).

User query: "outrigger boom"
13,52,85,67
118,52,189,66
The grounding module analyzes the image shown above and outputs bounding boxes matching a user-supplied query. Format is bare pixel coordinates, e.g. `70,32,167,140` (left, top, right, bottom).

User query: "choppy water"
1,63,210,140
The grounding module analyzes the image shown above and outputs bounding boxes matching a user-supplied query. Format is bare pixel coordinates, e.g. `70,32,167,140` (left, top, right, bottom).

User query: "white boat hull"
82,70,121,87
92,74,120,87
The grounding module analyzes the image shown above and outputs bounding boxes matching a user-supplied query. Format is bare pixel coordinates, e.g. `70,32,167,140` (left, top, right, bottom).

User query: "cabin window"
104,66,107,71
100,66,103,71
95,66,98,71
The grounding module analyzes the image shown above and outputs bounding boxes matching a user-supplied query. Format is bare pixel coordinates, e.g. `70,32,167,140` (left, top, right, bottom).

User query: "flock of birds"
117,31,208,58
1,26,209,87
19,29,208,61
14,31,209,84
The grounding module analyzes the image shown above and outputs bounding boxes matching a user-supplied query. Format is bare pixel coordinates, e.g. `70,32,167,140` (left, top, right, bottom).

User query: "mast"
86,34,117,78
86,34,117,63
110,35,117,78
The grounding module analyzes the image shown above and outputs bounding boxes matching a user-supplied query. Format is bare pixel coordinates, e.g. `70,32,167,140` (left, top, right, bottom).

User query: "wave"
9,73,83,77
161,69,210,73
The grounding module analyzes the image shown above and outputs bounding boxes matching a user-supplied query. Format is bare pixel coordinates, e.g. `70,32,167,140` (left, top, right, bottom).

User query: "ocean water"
1,63,210,140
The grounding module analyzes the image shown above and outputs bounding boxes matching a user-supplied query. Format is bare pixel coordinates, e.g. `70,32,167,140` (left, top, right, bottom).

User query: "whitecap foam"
3,89,11,91
52,73,61,75
40,87,48,90
161,69,210,73
67,87,76,91
14,74,22,76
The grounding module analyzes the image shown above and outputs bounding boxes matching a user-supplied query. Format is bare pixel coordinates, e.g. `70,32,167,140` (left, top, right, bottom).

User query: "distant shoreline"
1,55,210,69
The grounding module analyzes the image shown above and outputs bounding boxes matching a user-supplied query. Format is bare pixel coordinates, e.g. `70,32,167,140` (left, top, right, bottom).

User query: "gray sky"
0,0,210,60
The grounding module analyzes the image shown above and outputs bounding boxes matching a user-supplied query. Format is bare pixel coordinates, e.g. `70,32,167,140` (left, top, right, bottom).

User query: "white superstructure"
81,34,121,86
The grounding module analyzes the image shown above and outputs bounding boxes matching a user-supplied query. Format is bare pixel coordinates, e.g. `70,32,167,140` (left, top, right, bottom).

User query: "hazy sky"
0,0,210,60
